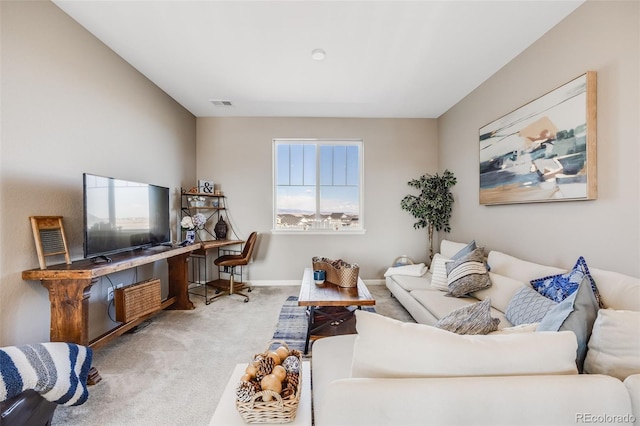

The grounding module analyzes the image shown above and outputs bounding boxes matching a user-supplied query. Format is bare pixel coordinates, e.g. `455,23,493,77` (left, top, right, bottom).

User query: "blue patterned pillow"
530,256,602,307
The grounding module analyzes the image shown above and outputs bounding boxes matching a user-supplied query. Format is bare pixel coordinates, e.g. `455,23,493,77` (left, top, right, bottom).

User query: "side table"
209,361,312,425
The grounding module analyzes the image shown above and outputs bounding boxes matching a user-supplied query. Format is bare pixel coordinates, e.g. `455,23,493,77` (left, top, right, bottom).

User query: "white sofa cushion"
584,309,640,380
471,272,526,312
487,250,565,283
389,273,434,292
624,374,640,423
315,374,633,426
589,267,640,311
440,239,472,258
351,310,578,378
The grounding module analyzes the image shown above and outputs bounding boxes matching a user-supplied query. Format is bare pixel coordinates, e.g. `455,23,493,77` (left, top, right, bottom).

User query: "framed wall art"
479,71,597,205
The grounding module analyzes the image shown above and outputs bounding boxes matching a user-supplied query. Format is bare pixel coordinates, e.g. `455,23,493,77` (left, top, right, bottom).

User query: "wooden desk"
22,244,201,350
195,239,243,255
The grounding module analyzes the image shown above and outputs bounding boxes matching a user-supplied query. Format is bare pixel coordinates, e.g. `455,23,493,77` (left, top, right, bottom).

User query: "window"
273,139,363,233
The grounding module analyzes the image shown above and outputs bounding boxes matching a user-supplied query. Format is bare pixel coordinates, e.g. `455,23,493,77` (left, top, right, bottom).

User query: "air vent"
209,99,233,107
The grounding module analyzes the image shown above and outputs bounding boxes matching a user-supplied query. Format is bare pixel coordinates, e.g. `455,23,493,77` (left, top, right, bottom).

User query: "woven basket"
312,257,359,288
236,341,302,424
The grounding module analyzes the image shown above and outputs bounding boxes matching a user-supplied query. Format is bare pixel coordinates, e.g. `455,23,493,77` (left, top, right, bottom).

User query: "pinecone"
255,356,275,381
250,380,261,394
236,381,256,402
284,371,299,391
289,349,302,359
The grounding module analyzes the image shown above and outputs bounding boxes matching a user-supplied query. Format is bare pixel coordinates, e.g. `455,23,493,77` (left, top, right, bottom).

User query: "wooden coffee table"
298,267,375,354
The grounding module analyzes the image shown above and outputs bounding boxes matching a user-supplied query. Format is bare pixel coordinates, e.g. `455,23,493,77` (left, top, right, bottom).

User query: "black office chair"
212,232,257,303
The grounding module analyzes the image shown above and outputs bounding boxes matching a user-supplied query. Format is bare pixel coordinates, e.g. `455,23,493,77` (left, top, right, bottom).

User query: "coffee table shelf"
298,267,375,353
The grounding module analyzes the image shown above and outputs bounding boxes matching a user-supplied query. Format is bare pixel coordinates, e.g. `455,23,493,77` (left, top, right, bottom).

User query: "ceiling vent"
209,99,233,107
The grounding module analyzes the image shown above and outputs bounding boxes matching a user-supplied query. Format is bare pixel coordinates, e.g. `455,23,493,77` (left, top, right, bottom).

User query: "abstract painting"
479,72,597,205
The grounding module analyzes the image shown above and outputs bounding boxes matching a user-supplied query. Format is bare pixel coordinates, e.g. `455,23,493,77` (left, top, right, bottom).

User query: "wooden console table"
22,244,201,351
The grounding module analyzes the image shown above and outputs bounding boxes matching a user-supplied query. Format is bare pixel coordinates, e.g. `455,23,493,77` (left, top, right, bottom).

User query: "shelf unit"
180,190,243,304
180,191,227,242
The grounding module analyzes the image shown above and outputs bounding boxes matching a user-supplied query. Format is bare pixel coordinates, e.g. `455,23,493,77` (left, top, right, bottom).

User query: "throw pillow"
435,298,500,335
530,256,603,307
429,253,450,291
505,286,558,325
537,276,599,373
445,247,491,297
583,309,640,380
0,342,93,406
450,240,476,260
351,310,578,378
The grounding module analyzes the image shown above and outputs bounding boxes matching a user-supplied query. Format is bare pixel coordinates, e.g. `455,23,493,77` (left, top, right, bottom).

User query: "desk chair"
212,232,257,303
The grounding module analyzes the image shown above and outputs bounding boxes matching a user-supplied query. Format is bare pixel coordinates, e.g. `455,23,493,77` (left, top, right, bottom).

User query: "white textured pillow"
429,253,450,291
584,309,640,380
351,310,578,378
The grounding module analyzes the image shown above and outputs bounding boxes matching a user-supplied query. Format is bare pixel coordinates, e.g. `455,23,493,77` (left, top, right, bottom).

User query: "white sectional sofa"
311,240,640,425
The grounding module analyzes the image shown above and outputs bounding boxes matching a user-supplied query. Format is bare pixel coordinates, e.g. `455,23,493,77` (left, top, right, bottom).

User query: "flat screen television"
83,173,171,260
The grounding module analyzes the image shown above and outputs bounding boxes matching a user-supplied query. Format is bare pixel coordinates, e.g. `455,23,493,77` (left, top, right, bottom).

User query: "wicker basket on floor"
235,341,302,423
312,257,359,288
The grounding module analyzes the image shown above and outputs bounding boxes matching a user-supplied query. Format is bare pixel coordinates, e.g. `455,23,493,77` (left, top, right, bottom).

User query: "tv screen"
83,173,171,259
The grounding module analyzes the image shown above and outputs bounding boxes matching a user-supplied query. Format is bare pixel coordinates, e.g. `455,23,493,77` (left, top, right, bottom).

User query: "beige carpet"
52,284,413,425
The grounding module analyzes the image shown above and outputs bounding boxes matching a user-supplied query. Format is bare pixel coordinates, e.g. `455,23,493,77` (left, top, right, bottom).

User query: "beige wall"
0,1,196,346
196,118,438,281
439,0,639,277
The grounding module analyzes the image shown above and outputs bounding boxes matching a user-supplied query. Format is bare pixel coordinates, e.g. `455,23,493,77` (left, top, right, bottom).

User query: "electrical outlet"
108,283,124,302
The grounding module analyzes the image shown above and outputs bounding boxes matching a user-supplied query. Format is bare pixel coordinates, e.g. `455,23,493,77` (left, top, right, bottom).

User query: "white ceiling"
52,0,585,118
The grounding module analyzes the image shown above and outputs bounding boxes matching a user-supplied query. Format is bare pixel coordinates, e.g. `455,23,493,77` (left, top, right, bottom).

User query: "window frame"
272,138,365,235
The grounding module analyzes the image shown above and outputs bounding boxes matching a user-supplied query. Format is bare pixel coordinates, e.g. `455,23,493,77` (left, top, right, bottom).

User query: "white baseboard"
246,278,386,287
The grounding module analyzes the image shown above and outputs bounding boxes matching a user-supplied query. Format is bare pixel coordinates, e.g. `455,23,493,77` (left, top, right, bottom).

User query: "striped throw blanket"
0,342,92,406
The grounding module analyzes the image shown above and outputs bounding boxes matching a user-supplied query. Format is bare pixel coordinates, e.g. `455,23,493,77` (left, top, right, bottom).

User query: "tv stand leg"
166,252,195,310
42,278,94,345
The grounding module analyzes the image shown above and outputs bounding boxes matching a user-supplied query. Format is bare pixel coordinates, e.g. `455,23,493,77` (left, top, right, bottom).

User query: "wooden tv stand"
22,244,201,353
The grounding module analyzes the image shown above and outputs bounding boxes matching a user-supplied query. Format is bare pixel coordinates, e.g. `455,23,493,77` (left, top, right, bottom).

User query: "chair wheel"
248,288,252,293
244,298,249,303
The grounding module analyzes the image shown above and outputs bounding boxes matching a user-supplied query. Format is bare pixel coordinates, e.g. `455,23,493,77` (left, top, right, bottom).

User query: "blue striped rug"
271,296,375,356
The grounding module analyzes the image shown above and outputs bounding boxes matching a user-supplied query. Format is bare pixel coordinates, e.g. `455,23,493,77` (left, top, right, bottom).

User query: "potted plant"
400,170,457,260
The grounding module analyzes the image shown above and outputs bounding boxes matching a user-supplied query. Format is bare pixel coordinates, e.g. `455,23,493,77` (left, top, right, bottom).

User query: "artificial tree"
400,170,457,260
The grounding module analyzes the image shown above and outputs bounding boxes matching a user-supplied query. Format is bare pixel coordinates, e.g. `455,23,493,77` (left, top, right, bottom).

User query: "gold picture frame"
479,71,597,205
